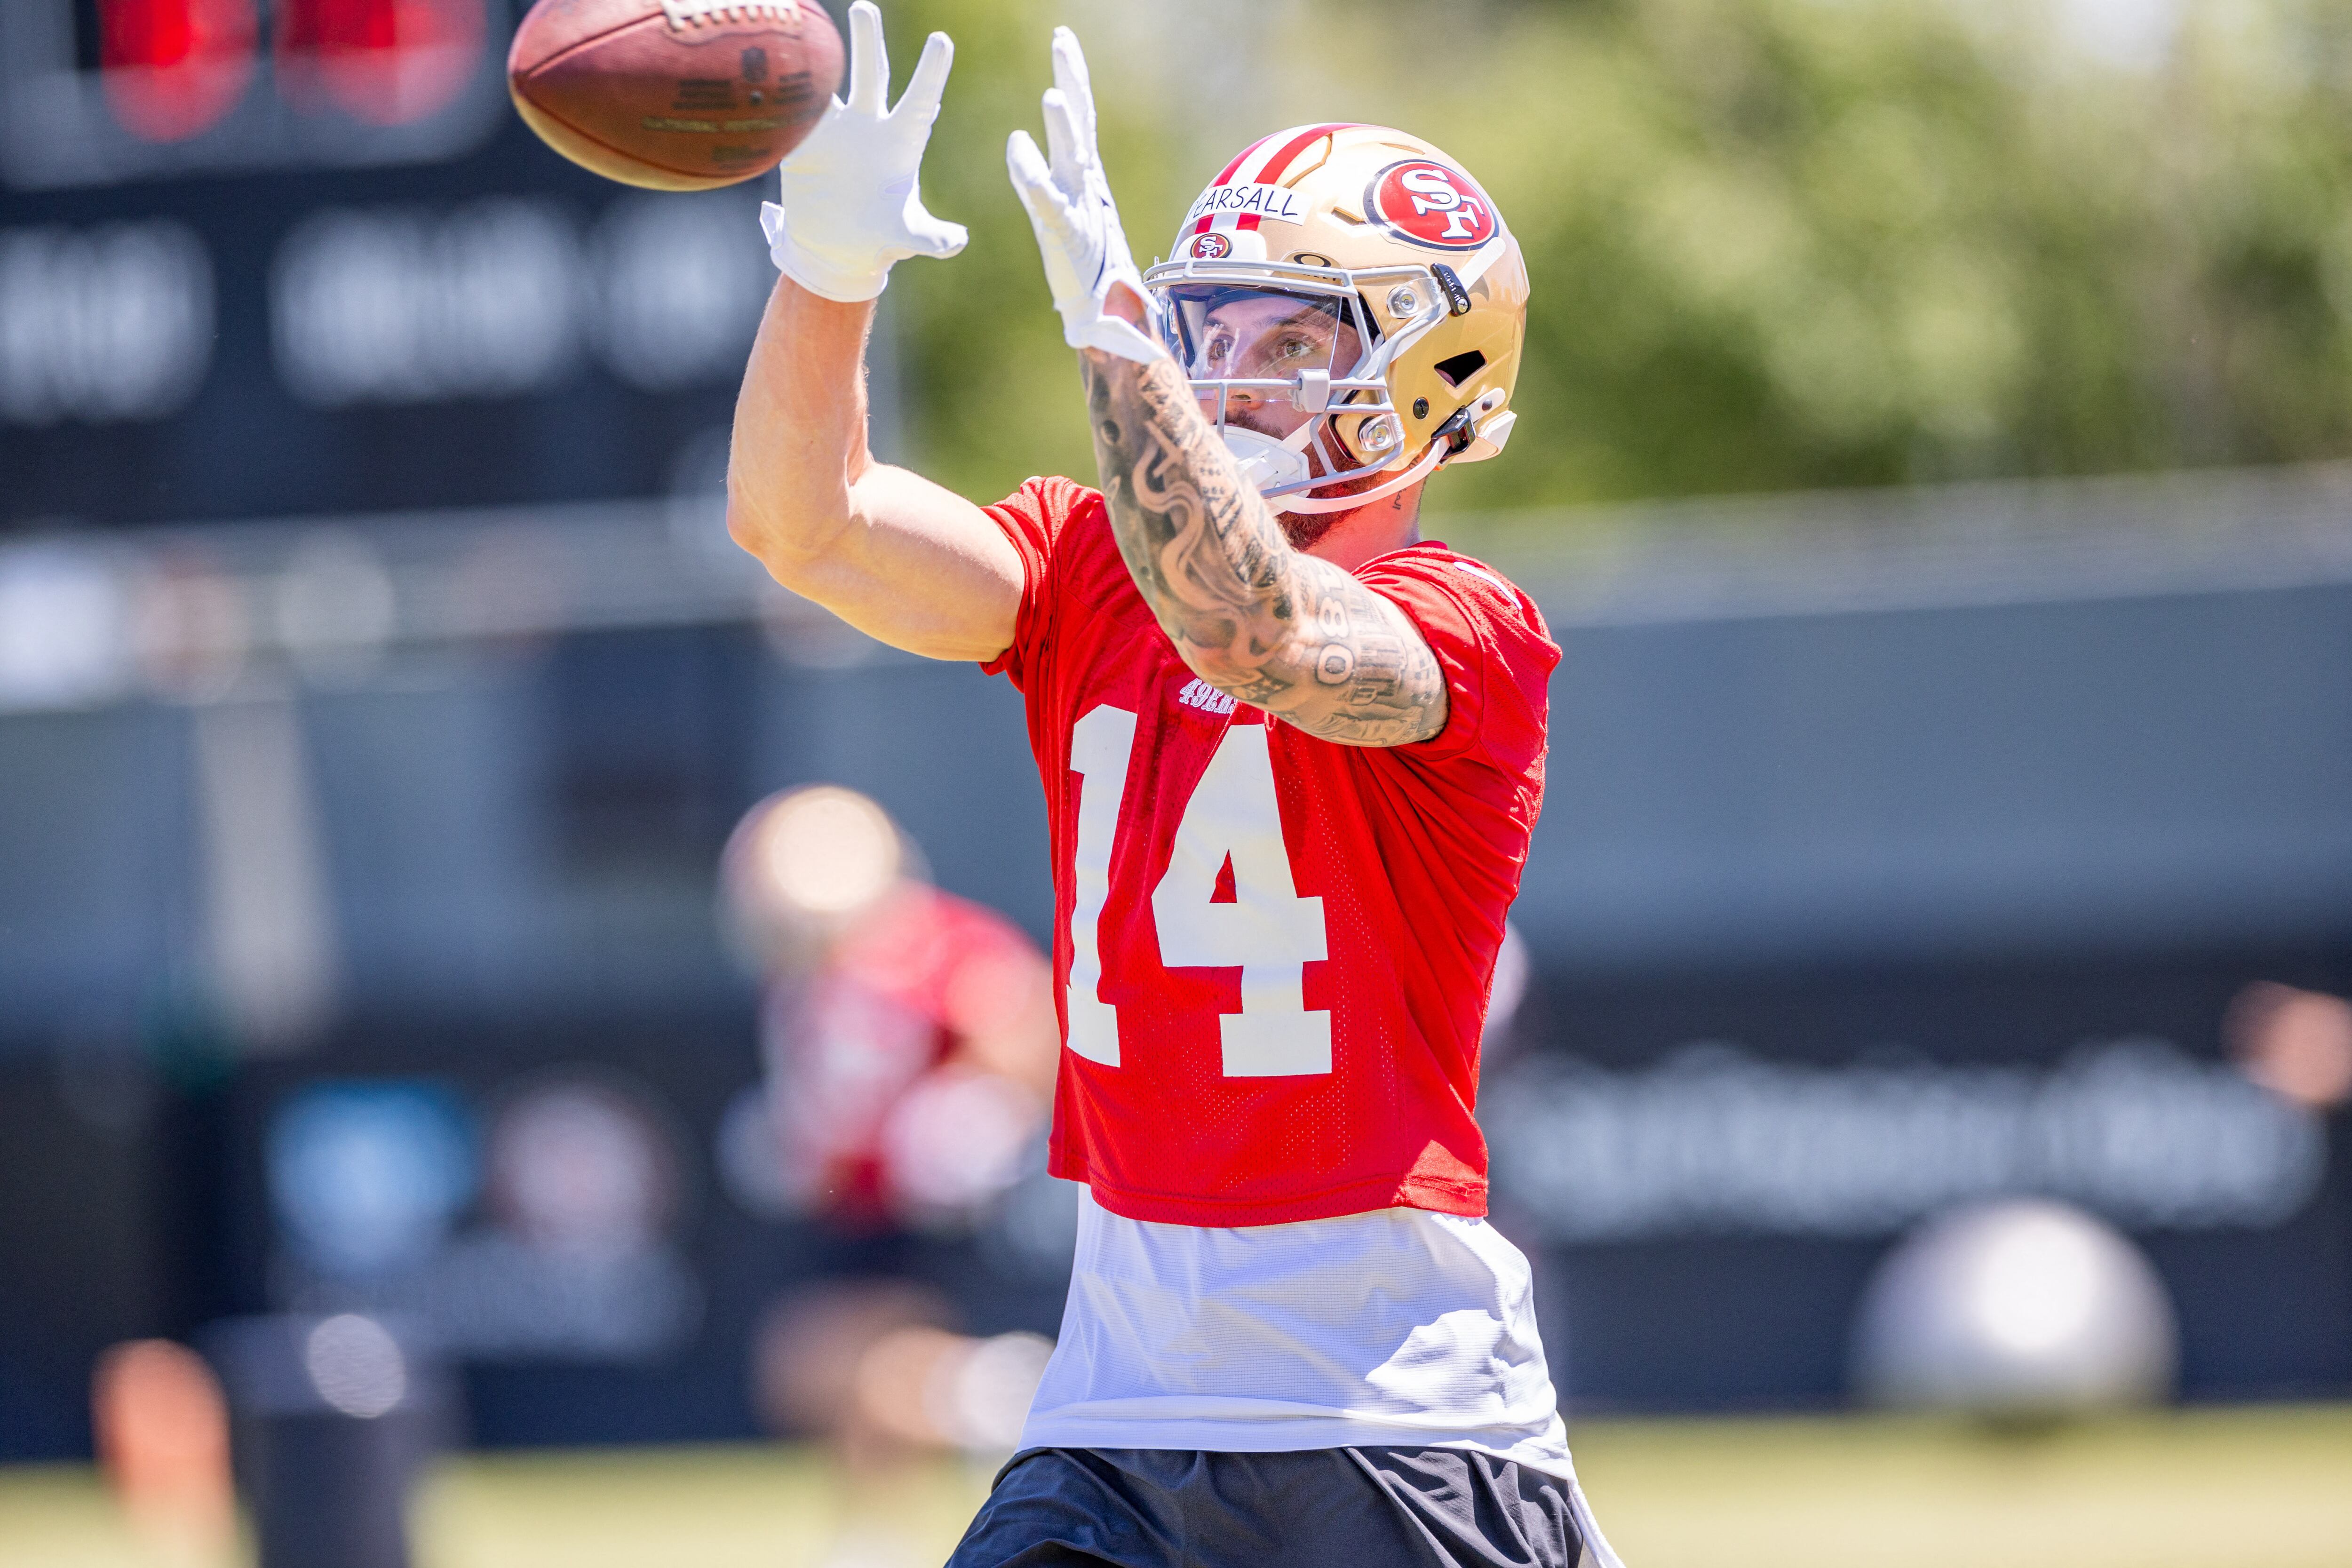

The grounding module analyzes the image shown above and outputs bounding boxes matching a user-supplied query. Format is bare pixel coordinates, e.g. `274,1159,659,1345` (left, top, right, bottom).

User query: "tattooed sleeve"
1081,350,1450,748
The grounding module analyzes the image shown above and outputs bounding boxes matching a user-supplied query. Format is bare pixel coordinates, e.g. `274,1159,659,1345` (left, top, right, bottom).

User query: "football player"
730,6,1621,1565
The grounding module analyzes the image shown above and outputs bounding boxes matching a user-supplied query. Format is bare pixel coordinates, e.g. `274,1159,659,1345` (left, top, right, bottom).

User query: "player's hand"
760,0,967,303
1005,28,1167,365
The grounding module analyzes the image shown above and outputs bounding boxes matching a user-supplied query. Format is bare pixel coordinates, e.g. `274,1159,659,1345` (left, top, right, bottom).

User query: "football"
509,0,842,191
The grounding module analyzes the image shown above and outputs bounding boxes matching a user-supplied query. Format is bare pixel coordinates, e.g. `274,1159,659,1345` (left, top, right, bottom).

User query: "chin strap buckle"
1435,390,1514,462
1434,403,1479,457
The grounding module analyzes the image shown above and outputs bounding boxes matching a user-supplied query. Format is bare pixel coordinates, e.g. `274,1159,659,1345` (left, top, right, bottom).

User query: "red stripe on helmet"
1188,124,1358,238
1237,122,1357,231
1190,133,1280,235
1211,137,1264,187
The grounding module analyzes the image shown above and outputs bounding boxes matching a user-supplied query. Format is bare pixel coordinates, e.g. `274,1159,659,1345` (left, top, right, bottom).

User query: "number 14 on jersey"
1065,705,1333,1077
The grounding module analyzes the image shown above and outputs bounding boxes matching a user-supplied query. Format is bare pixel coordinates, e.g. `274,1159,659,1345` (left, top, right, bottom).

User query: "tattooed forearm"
1080,349,1448,747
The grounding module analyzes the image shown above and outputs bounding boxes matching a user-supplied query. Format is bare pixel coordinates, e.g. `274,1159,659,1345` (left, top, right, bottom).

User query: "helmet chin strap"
1217,423,1446,516
1271,437,1447,515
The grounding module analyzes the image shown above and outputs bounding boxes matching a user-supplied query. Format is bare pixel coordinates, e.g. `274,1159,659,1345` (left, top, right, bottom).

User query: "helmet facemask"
1147,257,1453,512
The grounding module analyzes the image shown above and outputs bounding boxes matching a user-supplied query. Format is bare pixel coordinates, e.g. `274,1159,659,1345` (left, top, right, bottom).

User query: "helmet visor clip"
1430,263,1473,317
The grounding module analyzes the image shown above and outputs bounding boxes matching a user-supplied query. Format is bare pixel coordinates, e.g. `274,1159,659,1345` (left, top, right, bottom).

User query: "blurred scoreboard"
0,0,785,528
2,0,509,187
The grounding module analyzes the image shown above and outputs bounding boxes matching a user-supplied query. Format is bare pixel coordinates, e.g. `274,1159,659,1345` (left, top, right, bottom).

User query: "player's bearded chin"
1224,407,1369,549
1271,453,1403,549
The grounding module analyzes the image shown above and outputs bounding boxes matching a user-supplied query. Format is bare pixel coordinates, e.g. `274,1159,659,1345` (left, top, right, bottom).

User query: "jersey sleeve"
978,475,1097,693
1354,551,1561,772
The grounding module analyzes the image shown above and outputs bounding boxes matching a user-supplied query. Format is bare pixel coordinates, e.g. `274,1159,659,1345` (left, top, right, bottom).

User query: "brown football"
509,0,842,191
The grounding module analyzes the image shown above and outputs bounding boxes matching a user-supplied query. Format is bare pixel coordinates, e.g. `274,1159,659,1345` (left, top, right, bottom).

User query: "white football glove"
760,0,967,303
1005,28,1167,365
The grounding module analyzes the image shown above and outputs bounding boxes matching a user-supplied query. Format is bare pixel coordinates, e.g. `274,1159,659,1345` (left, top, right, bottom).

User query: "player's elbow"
722,485,782,569
725,470,846,593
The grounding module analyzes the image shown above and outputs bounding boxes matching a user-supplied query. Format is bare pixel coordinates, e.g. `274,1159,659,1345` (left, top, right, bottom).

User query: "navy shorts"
946,1445,1613,1568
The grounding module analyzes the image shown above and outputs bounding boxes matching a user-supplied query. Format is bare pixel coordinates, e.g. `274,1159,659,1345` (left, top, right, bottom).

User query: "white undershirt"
1018,1190,1579,1479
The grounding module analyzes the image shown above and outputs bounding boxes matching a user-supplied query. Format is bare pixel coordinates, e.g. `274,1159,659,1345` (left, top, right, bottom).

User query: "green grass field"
5,1406,2348,1568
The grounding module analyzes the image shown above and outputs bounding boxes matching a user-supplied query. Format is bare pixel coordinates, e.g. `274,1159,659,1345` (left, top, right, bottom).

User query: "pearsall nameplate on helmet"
1365,159,1497,251
1184,181,1311,226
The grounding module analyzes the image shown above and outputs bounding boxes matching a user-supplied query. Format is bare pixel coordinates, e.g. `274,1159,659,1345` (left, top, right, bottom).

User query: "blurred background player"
729,7,1616,1564
722,782,1057,1568
721,782,1057,1237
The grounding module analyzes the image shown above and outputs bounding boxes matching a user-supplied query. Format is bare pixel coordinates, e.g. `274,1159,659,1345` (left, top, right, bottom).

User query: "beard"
1273,507,1343,549
1272,449,1402,549
1223,407,1380,549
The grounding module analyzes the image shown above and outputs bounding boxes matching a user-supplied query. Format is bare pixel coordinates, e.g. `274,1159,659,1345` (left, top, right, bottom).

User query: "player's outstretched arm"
728,286,1018,662
1007,27,1446,746
726,0,1021,663
1080,346,1447,747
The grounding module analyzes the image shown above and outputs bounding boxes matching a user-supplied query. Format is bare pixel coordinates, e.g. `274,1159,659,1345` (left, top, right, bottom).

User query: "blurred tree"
869,0,2352,529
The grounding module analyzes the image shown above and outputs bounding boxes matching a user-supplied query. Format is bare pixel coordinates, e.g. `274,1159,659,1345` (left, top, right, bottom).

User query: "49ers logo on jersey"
1366,159,1496,250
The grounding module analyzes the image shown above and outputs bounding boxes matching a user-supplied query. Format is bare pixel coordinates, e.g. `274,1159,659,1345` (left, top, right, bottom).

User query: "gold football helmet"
1143,123,1528,514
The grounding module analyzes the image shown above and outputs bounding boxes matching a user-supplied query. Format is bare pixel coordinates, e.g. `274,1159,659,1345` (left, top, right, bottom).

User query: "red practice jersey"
983,477,1559,1226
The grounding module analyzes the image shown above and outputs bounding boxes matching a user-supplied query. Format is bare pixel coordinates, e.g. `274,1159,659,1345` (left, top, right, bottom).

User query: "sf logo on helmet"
1191,232,1233,259
1367,159,1495,250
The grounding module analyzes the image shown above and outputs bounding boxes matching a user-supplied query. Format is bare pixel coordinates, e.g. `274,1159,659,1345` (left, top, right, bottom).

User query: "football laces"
660,0,798,29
